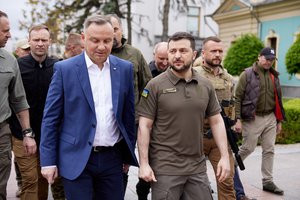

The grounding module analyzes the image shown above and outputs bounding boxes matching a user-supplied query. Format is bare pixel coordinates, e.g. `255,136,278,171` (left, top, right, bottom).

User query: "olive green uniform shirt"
0,49,29,123
138,68,221,175
111,38,152,122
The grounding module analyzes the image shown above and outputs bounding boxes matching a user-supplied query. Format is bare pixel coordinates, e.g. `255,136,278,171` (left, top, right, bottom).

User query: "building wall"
217,14,258,53
260,16,300,97
257,1,300,97
121,0,220,62
212,0,300,97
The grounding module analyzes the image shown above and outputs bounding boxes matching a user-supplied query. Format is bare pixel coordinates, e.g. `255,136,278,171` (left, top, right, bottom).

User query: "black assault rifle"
220,100,245,170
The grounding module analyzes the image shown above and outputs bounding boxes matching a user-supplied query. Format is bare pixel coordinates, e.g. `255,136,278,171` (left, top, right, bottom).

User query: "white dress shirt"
84,52,120,147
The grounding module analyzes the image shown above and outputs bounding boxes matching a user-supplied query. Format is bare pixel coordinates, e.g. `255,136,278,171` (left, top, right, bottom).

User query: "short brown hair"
65,32,82,49
202,36,221,49
0,10,8,18
29,24,50,38
168,32,196,51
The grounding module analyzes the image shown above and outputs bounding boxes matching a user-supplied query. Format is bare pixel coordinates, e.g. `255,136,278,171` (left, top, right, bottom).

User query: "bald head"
154,42,168,72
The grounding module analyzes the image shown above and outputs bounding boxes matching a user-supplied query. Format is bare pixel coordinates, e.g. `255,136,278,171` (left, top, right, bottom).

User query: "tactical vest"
196,66,233,101
195,66,235,120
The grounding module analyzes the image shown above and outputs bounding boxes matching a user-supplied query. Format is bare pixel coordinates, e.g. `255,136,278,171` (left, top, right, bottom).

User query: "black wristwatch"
22,128,35,138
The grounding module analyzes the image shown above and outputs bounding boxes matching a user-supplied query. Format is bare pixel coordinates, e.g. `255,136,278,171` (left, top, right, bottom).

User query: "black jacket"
9,54,58,144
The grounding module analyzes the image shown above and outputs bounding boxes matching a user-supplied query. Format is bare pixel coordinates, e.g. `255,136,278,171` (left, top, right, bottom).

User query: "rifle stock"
220,105,245,170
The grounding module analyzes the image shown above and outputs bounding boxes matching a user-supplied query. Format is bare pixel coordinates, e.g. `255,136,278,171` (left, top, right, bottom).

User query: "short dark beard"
170,63,191,73
205,58,221,68
112,38,119,49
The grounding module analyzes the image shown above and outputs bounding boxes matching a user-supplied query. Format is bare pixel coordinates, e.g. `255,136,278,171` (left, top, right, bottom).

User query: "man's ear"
193,50,197,60
81,32,85,41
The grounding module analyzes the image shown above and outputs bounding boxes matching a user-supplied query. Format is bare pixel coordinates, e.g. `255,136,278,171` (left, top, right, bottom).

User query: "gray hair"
83,15,111,32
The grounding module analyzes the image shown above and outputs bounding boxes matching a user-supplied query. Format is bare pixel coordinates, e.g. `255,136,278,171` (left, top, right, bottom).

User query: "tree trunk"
161,0,170,42
126,0,132,45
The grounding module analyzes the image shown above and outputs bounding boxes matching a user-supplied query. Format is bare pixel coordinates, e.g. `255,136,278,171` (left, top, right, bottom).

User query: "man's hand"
41,167,58,184
276,122,282,134
123,164,130,173
23,137,37,156
139,164,157,183
235,119,242,133
216,156,231,183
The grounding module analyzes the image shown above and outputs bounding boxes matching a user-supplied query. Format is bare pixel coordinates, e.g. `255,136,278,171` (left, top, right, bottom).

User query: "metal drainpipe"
250,5,262,39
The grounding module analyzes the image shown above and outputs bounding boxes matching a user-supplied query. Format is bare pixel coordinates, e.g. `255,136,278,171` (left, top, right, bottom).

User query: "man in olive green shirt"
0,10,35,199
138,32,230,200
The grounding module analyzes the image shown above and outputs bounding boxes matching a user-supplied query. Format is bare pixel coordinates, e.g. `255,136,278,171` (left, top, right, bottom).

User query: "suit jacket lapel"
109,56,120,116
75,53,95,114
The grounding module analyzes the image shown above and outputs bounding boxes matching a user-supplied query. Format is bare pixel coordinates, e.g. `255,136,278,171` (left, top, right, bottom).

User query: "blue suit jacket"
40,53,138,180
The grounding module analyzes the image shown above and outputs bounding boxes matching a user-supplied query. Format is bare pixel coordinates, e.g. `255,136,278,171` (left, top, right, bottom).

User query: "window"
187,6,201,37
265,29,279,69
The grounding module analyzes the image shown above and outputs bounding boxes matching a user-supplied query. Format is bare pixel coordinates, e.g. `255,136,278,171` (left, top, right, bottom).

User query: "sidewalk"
7,143,300,200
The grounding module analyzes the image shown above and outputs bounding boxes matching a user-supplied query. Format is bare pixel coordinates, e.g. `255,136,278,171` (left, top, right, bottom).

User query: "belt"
256,110,273,116
92,146,114,153
0,120,8,129
92,140,123,153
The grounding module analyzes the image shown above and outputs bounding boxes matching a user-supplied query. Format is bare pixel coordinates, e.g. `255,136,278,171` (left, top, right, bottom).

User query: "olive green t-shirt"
138,68,221,175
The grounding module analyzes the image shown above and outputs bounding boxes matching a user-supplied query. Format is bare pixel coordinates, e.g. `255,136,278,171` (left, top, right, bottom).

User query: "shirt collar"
84,51,110,69
201,64,225,75
166,67,198,85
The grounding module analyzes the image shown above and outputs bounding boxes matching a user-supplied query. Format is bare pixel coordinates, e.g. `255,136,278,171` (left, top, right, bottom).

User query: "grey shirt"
0,49,29,123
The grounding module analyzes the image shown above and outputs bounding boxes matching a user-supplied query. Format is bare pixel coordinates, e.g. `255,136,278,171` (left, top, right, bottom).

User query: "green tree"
223,34,264,76
285,35,300,75
20,0,62,44
22,0,147,45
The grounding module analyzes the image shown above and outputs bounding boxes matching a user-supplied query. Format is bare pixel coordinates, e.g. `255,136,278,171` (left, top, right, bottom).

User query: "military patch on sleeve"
141,89,149,98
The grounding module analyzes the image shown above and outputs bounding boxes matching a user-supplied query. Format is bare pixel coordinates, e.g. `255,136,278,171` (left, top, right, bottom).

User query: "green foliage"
21,0,138,45
223,34,264,76
285,36,300,75
276,99,300,144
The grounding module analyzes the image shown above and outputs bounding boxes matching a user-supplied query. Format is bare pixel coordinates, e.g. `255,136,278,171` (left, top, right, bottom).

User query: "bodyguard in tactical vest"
195,36,255,200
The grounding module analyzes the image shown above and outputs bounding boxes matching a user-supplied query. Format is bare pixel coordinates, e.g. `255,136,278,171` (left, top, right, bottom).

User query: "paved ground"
7,143,300,200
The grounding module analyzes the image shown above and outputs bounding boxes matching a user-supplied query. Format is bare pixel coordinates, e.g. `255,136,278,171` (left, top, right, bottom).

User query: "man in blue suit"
40,15,138,200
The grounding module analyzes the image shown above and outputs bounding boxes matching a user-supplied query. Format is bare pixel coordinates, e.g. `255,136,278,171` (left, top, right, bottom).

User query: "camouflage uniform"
195,65,236,200
111,38,152,122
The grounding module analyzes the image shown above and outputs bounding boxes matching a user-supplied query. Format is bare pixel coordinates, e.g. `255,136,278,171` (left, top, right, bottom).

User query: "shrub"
285,36,300,75
223,34,264,76
276,99,300,144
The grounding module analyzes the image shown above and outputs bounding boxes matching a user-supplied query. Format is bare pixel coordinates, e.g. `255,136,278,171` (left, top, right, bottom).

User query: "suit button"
92,124,96,128
88,142,92,146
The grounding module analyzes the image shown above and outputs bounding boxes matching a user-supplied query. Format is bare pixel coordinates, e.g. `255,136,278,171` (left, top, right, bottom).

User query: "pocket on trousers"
0,150,12,166
152,187,169,200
